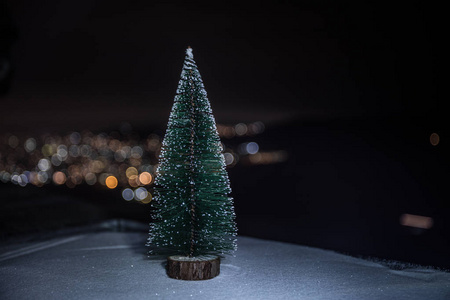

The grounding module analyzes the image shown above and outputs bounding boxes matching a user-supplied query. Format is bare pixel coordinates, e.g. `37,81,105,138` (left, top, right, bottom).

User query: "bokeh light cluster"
0,121,288,202
1,128,160,204
217,121,265,139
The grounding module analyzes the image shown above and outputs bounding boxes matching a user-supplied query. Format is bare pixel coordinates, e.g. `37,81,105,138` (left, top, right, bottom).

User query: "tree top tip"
186,47,193,59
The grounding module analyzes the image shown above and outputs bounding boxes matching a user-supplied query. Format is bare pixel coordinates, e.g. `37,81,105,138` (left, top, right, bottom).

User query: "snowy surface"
1,232,449,300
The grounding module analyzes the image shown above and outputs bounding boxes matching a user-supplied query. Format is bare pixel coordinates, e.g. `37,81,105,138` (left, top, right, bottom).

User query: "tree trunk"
167,255,220,280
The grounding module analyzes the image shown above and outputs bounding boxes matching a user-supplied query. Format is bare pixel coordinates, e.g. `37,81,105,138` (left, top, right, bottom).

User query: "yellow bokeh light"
139,172,152,185
140,192,153,204
128,175,139,187
126,167,138,178
106,175,118,189
41,144,55,157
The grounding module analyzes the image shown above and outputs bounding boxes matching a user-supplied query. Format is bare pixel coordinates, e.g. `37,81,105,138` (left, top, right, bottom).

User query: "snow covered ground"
1,231,449,299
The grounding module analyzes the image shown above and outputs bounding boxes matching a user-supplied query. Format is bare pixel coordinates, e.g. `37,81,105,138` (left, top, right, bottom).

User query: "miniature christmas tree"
147,47,237,279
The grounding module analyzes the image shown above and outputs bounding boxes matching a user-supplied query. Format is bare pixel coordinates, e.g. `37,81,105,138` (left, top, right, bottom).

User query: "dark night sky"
0,0,445,133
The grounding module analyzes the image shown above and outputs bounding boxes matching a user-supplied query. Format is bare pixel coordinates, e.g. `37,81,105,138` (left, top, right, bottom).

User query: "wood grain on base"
167,255,220,280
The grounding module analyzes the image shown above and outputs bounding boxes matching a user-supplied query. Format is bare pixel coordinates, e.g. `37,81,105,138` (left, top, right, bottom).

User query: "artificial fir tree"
147,47,237,279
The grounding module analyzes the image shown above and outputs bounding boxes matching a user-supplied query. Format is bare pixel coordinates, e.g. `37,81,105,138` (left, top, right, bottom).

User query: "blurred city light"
85,173,97,185
53,171,66,185
247,151,288,165
69,132,81,145
430,133,439,146
51,154,63,166
126,167,138,178
8,135,19,148
57,145,68,159
139,172,152,185
248,121,265,135
223,152,235,166
18,174,28,187
42,144,54,157
246,142,259,154
140,191,152,204
114,150,126,162
69,145,80,157
131,146,143,159
37,171,49,184
0,171,11,183
122,188,134,201
0,121,289,202
99,173,109,186
235,123,248,136
400,213,433,229
134,187,148,200
128,175,139,187
38,159,51,171
24,138,36,152
105,176,118,189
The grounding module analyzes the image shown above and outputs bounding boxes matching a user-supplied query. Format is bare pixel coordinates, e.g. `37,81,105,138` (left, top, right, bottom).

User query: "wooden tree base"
167,255,220,280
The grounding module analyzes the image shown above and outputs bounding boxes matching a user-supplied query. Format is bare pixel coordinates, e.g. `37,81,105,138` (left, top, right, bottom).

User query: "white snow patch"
1,233,449,299
0,235,84,262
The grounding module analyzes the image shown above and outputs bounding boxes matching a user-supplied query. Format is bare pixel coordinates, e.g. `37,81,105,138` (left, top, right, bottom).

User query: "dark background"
1,1,448,268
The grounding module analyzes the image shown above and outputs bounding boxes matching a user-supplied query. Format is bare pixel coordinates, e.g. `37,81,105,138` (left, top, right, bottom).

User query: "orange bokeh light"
139,172,152,185
53,171,66,185
105,175,118,189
